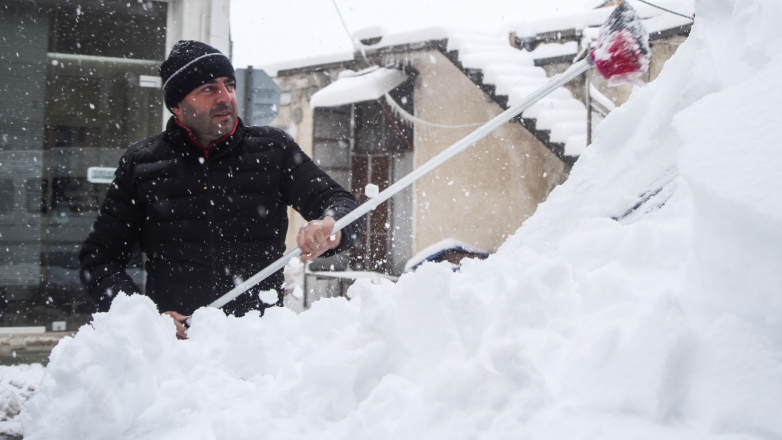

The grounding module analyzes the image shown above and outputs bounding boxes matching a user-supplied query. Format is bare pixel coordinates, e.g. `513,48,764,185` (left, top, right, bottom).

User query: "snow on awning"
310,66,409,108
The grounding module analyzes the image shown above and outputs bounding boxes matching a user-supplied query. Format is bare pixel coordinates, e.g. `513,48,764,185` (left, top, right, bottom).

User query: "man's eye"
227,83,236,90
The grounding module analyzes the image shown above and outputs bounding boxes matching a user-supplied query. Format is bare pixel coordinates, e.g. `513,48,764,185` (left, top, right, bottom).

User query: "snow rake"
200,1,651,314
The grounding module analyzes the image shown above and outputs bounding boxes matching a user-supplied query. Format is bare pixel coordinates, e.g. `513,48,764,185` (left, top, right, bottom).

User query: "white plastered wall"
164,0,230,55
411,49,568,255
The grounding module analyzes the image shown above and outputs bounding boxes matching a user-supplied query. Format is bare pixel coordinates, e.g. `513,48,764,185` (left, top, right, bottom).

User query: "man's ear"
170,104,183,119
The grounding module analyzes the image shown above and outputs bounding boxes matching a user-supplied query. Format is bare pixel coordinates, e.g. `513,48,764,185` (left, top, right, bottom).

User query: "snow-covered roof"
445,31,589,157
507,0,693,38
310,66,409,108
529,41,580,59
263,0,693,77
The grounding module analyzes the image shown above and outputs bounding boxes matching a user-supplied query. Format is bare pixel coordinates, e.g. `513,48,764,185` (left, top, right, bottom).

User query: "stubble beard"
179,101,236,146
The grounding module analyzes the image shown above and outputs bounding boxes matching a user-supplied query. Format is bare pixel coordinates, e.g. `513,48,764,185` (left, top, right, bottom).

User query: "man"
79,41,362,337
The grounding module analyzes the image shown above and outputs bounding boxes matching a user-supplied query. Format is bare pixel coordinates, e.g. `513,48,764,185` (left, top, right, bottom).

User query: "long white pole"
206,57,593,311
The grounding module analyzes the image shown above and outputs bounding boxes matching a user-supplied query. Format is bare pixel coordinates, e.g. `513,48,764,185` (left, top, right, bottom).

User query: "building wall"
648,35,688,82
165,0,231,55
411,49,568,254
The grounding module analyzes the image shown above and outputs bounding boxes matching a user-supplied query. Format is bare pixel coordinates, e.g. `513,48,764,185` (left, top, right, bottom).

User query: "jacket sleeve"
79,151,145,311
277,131,363,257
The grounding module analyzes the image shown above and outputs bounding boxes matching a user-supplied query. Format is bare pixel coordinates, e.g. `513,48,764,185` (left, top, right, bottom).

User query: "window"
0,0,165,329
313,105,352,189
45,56,163,152
49,2,167,61
40,26,164,310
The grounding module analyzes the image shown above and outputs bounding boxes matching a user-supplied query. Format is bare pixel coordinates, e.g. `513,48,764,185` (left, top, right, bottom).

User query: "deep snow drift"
0,364,43,436
16,0,782,437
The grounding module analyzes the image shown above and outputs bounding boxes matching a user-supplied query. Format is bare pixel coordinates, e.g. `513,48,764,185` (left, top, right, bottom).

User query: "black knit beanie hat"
159,40,235,111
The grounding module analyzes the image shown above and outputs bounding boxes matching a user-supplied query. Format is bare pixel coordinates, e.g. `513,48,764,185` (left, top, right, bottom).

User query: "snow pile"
0,364,43,438
18,0,782,437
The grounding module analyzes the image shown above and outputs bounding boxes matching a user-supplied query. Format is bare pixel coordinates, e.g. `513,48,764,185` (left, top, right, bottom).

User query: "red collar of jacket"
170,117,240,160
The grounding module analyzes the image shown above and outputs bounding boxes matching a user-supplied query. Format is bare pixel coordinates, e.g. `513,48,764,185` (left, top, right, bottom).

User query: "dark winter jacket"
79,117,361,316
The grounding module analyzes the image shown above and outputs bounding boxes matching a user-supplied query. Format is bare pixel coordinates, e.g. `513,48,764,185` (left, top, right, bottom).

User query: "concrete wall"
165,0,231,55
411,49,568,254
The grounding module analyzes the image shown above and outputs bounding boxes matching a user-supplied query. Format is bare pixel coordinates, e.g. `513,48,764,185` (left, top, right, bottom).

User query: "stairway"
439,32,586,165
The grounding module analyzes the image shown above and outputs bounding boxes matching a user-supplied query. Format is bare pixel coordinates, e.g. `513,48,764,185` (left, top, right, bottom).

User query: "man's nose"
215,83,232,103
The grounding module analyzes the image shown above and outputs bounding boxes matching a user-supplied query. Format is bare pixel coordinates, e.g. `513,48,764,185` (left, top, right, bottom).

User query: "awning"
310,66,409,108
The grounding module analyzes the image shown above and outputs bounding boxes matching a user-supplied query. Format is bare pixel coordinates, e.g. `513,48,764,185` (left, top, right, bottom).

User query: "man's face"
171,77,238,146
